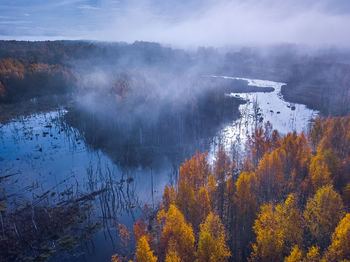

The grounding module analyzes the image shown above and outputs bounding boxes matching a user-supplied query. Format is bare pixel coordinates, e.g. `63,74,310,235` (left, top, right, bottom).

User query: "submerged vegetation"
0,200,92,261
112,116,350,261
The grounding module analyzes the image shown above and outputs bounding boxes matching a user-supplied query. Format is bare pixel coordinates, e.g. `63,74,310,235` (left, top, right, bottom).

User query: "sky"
1,0,350,47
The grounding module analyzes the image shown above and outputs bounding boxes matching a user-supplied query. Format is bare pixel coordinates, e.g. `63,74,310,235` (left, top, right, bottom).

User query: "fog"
1,0,350,47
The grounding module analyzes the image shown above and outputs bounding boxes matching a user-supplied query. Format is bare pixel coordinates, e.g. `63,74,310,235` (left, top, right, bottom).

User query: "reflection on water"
0,76,319,260
0,111,171,203
209,76,319,157
0,110,172,261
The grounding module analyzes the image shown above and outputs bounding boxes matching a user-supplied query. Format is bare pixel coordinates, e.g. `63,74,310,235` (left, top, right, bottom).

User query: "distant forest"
0,40,350,116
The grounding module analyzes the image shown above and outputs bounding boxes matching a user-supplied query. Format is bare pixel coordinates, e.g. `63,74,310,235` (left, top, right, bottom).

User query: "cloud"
78,0,348,48
78,4,101,10
51,0,86,8
1,0,350,48
0,21,31,25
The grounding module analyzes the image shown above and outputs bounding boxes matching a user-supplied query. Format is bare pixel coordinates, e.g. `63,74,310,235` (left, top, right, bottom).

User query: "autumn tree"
163,185,176,211
308,154,333,193
176,152,210,227
250,203,284,262
165,240,181,262
309,117,323,152
196,186,212,227
316,117,350,189
214,148,235,218
276,194,304,251
160,205,195,262
250,194,303,262
165,249,180,262
325,213,350,261
175,180,196,226
305,246,320,262
304,185,345,249
317,117,350,161
197,213,231,262
224,175,236,253
179,152,210,192
118,223,131,247
134,219,151,243
225,175,236,209
236,172,258,219
284,246,303,262
135,236,157,262
235,171,258,259
247,123,277,167
256,150,285,203
278,132,311,191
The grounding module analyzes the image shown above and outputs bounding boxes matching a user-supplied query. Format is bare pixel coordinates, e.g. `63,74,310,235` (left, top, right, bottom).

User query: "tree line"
112,116,350,261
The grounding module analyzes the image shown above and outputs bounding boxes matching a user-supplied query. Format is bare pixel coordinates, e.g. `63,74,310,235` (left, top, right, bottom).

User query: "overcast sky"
0,0,350,47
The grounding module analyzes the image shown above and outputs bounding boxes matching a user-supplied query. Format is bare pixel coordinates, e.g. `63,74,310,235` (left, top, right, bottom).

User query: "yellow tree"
160,205,195,262
308,154,333,193
165,250,180,262
275,194,304,251
283,245,320,262
195,186,212,227
165,240,181,262
250,204,284,262
250,194,303,262
304,185,345,249
305,246,320,262
235,171,258,259
176,178,196,225
135,236,157,262
197,212,231,262
325,213,350,261
284,246,303,262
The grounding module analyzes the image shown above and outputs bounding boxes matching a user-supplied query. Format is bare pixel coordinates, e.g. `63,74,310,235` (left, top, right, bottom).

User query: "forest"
111,116,350,262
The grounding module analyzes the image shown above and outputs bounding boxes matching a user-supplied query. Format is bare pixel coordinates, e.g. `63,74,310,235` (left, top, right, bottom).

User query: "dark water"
0,110,174,261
